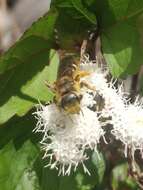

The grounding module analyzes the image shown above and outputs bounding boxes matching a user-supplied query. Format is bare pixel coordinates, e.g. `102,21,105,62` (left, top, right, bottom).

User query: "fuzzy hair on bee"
46,54,92,114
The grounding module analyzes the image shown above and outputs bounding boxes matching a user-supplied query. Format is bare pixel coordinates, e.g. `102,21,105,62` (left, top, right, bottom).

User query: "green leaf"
51,0,96,51
0,141,39,190
95,0,143,27
51,0,143,77
102,20,143,77
0,110,39,148
0,50,59,124
111,163,138,190
41,169,60,190
0,142,16,189
91,151,105,185
71,0,96,24
93,0,143,77
51,0,73,8
0,7,59,124
39,151,105,190
0,10,58,74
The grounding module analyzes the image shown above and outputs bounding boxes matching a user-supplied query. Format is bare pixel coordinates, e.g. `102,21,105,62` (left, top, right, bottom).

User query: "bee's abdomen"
57,56,79,78
57,77,75,96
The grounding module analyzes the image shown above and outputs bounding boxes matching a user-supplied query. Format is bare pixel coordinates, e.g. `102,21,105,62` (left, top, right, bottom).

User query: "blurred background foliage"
0,0,143,189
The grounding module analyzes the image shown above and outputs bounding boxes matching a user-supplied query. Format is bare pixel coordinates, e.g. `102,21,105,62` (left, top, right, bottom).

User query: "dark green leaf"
39,151,105,190
0,141,39,190
95,0,143,27
51,0,73,8
111,163,138,190
0,110,40,148
71,0,96,24
102,20,143,77
51,0,96,51
41,169,60,190
93,0,143,77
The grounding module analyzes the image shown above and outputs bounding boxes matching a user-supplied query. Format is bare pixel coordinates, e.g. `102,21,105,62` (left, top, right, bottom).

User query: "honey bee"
46,53,91,114
45,38,96,114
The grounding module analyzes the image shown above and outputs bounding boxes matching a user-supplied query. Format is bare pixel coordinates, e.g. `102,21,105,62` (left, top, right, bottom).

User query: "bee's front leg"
75,71,91,82
80,80,96,91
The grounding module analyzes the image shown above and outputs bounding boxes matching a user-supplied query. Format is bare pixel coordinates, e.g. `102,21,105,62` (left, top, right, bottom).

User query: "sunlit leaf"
94,0,143,76
0,50,59,124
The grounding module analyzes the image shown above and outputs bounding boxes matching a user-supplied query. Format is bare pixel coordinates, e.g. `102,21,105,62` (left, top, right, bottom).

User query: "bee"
46,51,95,114
45,33,98,114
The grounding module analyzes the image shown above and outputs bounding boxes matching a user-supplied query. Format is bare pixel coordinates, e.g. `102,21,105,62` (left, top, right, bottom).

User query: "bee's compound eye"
61,93,79,109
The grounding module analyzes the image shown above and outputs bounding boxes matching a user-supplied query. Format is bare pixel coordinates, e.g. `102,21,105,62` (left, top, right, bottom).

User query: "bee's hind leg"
44,80,56,93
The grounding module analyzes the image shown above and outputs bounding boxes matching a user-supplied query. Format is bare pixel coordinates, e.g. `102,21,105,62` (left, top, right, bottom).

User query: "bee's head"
61,93,82,114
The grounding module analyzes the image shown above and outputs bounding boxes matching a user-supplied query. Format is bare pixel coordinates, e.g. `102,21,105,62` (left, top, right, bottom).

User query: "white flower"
80,54,97,72
82,71,126,122
34,54,137,175
80,54,126,119
111,100,143,158
34,94,105,175
82,57,143,159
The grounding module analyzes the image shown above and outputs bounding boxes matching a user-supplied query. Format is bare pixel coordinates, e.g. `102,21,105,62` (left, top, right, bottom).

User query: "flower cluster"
34,54,143,175
111,100,143,158
34,95,105,175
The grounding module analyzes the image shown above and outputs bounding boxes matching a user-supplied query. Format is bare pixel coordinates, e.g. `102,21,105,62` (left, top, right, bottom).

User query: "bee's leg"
53,95,58,104
75,70,91,81
80,39,88,59
79,70,91,77
44,80,56,93
80,81,96,91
